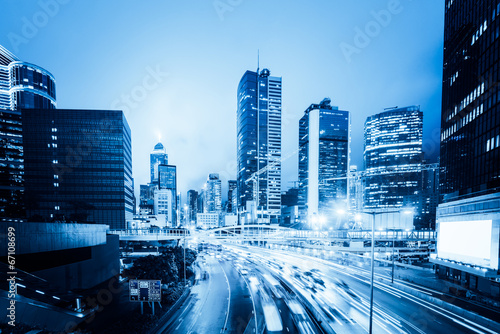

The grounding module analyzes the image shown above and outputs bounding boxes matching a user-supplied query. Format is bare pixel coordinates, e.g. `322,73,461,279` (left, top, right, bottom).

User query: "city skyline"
0,1,445,201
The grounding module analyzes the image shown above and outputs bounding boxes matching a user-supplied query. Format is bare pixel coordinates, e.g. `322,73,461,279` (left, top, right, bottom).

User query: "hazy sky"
0,0,444,203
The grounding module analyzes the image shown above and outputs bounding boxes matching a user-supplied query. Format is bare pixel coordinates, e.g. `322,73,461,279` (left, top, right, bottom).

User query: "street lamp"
361,207,413,334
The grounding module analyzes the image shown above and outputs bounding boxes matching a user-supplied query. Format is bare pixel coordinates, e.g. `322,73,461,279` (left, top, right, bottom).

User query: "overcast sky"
0,0,444,203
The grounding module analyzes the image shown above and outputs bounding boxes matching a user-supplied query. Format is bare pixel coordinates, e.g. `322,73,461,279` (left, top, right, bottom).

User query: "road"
155,253,254,333
227,244,499,334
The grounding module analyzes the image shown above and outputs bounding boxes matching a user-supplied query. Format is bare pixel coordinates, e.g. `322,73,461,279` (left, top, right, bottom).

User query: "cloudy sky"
0,0,444,203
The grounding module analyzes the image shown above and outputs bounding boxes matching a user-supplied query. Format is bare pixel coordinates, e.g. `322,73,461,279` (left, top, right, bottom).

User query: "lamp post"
391,229,396,284
361,208,413,334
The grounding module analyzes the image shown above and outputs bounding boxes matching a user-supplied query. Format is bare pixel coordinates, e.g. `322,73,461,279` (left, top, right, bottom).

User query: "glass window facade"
237,69,282,223
440,0,500,200
159,164,176,190
363,106,423,214
150,142,168,184
205,173,222,213
22,109,133,230
0,45,56,220
298,99,350,220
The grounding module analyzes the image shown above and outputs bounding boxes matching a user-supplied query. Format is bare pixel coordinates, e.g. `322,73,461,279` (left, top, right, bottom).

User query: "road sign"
129,279,161,302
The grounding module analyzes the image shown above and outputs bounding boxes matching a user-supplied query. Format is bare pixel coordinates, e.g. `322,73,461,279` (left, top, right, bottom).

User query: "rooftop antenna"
257,49,260,73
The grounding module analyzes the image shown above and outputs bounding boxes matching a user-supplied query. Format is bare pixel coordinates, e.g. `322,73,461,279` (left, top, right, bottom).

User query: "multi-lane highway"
155,245,499,334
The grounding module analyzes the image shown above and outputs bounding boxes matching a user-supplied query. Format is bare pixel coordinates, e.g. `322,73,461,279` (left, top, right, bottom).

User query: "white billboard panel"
437,220,499,270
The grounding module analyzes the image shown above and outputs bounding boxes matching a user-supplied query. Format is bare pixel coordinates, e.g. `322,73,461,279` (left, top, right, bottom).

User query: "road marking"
220,260,231,333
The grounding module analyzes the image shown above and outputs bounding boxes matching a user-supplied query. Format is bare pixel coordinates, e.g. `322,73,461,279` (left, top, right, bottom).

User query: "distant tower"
150,142,168,184
298,98,350,223
227,180,237,213
205,173,222,213
363,106,423,212
236,68,282,224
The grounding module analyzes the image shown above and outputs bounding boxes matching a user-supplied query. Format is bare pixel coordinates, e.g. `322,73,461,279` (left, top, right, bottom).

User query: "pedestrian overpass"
109,225,435,258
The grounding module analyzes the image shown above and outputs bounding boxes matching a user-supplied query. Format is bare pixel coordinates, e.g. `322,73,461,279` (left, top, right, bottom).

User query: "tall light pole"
183,229,186,286
369,212,375,334
362,208,413,334
391,229,396,284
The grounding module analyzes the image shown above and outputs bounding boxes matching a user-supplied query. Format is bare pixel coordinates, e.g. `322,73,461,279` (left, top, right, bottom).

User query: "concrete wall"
34,234,119,292
0,222,108,256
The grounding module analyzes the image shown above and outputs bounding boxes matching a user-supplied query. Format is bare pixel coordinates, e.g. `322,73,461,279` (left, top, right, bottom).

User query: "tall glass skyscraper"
205,173,222,213
298,98,350,223
433,0,500,296
150,142,168,184
22,109,133,230
0,45,56,219
363,106,423,212
237,68,282,224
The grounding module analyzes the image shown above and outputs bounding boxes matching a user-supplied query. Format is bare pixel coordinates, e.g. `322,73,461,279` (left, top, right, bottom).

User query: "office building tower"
237,68,282,224
433,0,500,295
154,188,175,226
363,106,423,213
298,98,350,224
150,142,168,184
139,184,155,214
0,45,56,219
22,109,133,230
204,173,222,213
348,165,364,214
187,190,198,223
159,164,176,190
420,162,440,230
227,180,237,213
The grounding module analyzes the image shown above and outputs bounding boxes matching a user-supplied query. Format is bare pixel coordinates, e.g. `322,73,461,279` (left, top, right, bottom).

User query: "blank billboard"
437,220,499,270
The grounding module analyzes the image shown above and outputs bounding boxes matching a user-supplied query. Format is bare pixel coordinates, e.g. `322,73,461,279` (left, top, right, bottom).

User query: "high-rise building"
22,109,133,230
187,190,198,223
236,68,282,224
139,184,155,214
204,173,222,213
150,142,168,184
420,162,440,230
227,180,237,213
158,164,176,190
348,165,364,214
363,106,423,217
0,45,56,219
298,98,350,224
0,45,56,110
433,0,500,295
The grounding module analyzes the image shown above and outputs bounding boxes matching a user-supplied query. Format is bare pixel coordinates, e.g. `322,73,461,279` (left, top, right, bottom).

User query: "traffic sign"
129,279,161,302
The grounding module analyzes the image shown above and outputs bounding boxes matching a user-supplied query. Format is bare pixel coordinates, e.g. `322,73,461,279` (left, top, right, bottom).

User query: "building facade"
237,68,282,224
204,173,222,213
22,109,133,230
433,0,500,296
227,180,237,213
363,106,423,219
150,142,168,184
298,98,350,225
187,189,198,224
0,45,56,219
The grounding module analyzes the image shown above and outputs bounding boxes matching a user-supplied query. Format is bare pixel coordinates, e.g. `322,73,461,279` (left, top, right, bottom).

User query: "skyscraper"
204,173,222,213
187,189,198,223
363,106,423,213
237,68,282,224
298,98,350,224
433,0,500,296
0,45,56,219
227,180,237,213
22,109,133,230
150,142,168,184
